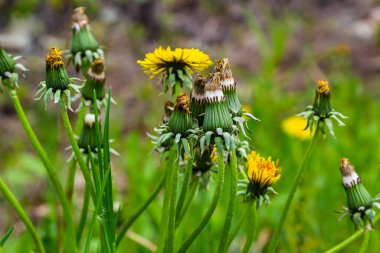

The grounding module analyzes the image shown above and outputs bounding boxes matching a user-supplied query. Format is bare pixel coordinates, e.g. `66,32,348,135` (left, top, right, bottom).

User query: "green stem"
76,184,90,244
218,148,238,253
165,147,180,253
177,138,225,253
175,156,194,228
116,171,166,247
324,215,380,253
177,177,198,226
0,178,45,253
226,200,254,250
359,230,370,253
242,199,257,253
8,90,76,252
268,127,320,253
157,147,176,253
65,106,86,201
59,99,96,203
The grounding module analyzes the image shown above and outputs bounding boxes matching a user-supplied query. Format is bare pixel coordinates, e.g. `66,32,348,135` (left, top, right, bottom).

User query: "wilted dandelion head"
175,93,190,113
137,46,213,79
72,7,88,28
45,47,64,68
246,151,281,189
317,80,330,96
215,58,234,90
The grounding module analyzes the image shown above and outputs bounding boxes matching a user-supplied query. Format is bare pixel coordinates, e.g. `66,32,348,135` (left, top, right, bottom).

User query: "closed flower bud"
168,93,193,135
70,7,104,73
338,158,380,229
202,73,233,132
81,58,106,101
0,47,27,90
78,113,100,152
190,75,206,126
163,101,174,124
312,80,331,118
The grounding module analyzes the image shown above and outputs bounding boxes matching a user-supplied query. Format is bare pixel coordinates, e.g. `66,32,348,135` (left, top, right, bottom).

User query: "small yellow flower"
246,151,281,189
317,80,330,95
137,46,213,78
281,115,313,140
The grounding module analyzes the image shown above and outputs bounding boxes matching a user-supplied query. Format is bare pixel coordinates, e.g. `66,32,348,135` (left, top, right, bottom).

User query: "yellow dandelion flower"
281,115,313,140
137,46,213,79
246,151,281,189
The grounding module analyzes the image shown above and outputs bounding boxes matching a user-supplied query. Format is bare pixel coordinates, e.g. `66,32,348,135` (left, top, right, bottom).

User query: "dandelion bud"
215,58,242,115
81,58,106,101
70,7,103,72
202,73,233,132
45,47,71,91
312,80,331,118
78,113,100,152
168,93,193,135
338,158,380,229
0,47,27,90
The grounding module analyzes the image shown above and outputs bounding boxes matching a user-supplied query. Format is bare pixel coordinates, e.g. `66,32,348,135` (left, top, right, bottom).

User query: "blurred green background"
1,0,380,252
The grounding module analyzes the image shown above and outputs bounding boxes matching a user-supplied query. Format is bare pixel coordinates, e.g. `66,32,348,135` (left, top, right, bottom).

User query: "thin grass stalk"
84,169,111,253
226,201,254,249
218,148,238,253
177,137,226,253
59,99,96,202
0,178,45,253
177,177,199,227
116,170,167,247
8,90,77,252
323,215,380,253
157,146,177,253
241,199,257,253
165,146,180,253
76,184,90,244
268,125,320,253
175,154,194,227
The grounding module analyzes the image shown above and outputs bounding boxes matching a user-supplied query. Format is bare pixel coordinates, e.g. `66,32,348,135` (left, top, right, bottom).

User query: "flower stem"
157,147,176,253
359,230,370,253
8,90,77,252
177,137,225,253
175,155,194,227
226,198,254,249
59,99,96,202
116,171,166,247
268,127,320,253
165,147,180,253
218,148,238,253
324,215,380,253
177,177,199,226
242,199,257,253
0,178,45,253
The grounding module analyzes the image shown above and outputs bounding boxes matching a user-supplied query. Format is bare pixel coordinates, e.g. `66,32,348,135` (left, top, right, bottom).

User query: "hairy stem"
241,199,257,253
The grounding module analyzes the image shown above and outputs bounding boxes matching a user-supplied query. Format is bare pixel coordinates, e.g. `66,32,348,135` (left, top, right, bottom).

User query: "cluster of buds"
69,7,104,73
297,80,347,137
338,158,380,230
0,47,27,90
